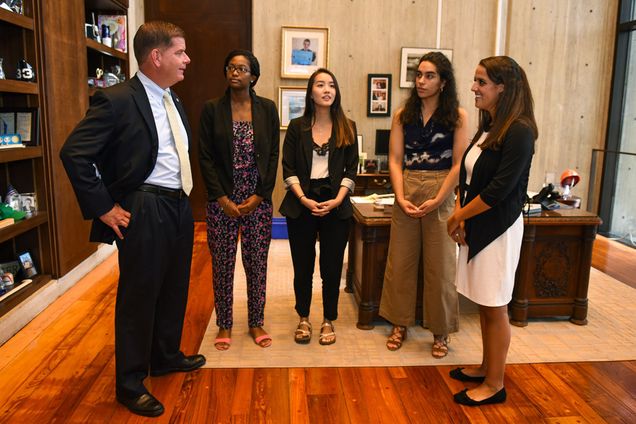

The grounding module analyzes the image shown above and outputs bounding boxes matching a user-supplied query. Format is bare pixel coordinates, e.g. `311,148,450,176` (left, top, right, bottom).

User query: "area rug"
199,240,636,368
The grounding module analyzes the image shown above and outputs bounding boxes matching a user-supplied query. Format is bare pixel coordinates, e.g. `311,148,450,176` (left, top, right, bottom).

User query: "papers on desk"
525,203,543,214
351,193,395,205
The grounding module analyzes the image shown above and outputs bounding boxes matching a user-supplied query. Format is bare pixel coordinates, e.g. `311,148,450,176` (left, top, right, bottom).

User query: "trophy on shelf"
0,58,5,80
92,12,101,43
5,184,20,211
16,59,35,82
101,24,112,48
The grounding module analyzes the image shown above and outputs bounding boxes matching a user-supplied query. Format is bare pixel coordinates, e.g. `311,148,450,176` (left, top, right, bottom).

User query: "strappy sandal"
294,318,312,344
250,327,272,348
386,325,407,351
319,321,336,345
214,328,232,351
432,335,450,358
214,337,231,351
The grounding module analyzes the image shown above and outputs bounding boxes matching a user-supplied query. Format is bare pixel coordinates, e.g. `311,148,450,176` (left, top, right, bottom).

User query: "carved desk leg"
570,225,597,325
345,217,355,294
510,225,536,327
356,226,389,330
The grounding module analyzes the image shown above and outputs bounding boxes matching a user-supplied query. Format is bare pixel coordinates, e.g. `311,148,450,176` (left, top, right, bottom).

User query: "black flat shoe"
150,354,206,376
116,393,164,417
453,388,507,406
449,367,486,382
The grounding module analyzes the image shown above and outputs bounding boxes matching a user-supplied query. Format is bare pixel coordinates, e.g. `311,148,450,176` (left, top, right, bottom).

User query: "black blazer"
459,121,535,261
279,116,359,220
60,75,192,243
198,89,280,202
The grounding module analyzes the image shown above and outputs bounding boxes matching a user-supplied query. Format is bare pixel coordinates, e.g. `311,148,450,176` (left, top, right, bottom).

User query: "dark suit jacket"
279,116,359,220
198,89,280,202
459,121,535,261
60,75,192,243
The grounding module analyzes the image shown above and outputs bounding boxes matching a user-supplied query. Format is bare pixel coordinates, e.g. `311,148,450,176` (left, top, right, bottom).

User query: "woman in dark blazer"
280,68,358,346
199,50,279,350
447,56,537,406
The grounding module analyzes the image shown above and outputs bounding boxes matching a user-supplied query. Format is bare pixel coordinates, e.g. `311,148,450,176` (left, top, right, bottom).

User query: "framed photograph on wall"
399,48,453,88
367,74,391,117
0,107,39,146
281,26,329,79
278,86,307,129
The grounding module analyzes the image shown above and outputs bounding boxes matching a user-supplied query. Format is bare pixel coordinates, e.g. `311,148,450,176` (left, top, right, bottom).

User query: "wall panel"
506,0,617,201
255,0,617,213
254,0,496,214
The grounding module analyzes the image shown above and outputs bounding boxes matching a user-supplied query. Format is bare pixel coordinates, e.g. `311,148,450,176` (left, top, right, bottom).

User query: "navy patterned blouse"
403,115,454,170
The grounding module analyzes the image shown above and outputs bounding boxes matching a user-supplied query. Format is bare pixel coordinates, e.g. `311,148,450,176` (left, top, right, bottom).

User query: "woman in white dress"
446,56,537,406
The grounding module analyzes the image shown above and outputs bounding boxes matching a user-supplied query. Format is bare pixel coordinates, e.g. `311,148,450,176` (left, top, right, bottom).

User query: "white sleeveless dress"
455,134,524,307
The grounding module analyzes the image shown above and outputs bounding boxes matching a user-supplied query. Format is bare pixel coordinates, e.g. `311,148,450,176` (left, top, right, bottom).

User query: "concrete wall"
252,0,618,215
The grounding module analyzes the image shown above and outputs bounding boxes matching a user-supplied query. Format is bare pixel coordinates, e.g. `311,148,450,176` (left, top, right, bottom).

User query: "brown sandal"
432,335,450,358
386,325,407,351
319,321,336,345
294,318,312,344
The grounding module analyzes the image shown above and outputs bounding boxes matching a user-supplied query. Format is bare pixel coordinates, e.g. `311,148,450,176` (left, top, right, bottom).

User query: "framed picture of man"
278,86,307,129
399,47,453,88
281,26,329,79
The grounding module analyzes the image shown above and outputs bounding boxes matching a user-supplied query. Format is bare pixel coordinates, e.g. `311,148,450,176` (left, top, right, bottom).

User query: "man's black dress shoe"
150,354,206,376
453,387,507,406
116,393,164,417
449,367,486,383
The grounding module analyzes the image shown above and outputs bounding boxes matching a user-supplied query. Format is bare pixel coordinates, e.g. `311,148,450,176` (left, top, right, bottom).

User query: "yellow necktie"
163,91,193,195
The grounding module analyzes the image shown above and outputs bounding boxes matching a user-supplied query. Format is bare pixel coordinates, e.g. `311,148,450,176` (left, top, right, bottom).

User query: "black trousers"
114,189,194,398
286,183,350,321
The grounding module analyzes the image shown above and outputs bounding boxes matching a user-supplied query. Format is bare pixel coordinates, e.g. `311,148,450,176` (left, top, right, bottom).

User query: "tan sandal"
386,325,407,351
319,321,336,345
294,318,312,344
432,335,450,358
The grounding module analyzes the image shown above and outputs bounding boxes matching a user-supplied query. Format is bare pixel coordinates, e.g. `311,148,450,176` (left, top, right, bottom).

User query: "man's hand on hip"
100,203,131,239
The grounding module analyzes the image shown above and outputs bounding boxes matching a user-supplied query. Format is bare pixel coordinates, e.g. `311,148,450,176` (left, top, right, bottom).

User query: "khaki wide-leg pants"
379,169,459,334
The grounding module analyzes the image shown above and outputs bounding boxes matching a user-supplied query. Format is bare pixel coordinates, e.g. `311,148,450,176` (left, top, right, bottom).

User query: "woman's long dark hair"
303,68,355,148
400,52,460,130
475,56,538,150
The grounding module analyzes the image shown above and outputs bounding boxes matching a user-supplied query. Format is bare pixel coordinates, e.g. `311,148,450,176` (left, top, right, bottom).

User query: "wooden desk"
353,173,391,196
345,203,393,329
511,208,601,326
346,203,601,328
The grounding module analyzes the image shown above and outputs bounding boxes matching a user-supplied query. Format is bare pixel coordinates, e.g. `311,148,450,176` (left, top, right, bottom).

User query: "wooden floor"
592,234,636,289
0,224,634,423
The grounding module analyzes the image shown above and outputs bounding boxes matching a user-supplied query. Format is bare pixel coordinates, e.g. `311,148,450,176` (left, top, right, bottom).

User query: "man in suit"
60,21,205,417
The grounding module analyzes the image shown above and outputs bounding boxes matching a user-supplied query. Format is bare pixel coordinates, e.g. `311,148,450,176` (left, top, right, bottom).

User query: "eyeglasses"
225,65,250,74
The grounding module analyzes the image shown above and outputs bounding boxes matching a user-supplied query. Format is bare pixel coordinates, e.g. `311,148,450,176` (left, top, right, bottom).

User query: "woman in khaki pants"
379,52,468,358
